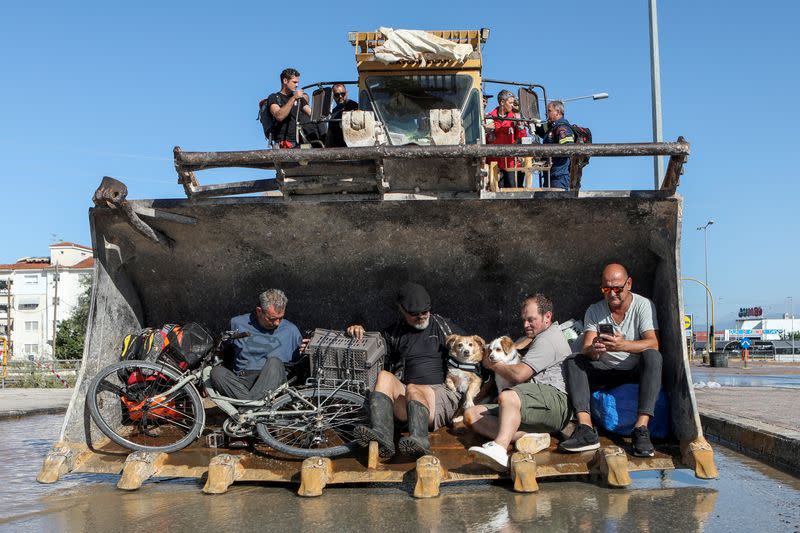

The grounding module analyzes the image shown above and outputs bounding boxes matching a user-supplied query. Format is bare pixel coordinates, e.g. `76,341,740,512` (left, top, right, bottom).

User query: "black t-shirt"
326,99,359,147
382,315,465,386
266,91,309,142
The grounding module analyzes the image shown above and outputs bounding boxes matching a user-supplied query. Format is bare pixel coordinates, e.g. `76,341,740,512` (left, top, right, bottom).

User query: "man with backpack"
536,100,574,190
260,68,312,148
346,282,467,459
209,288,305,400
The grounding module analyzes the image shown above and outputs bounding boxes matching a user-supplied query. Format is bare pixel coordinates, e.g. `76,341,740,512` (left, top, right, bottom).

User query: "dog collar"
447,358,480,373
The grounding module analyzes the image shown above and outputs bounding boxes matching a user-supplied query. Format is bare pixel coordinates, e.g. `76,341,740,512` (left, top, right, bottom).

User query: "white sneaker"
468,441,509,472
515,433,551,454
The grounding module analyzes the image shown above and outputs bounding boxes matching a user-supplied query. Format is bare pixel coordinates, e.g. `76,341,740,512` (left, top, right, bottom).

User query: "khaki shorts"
484,382,571,433
429,383,462,431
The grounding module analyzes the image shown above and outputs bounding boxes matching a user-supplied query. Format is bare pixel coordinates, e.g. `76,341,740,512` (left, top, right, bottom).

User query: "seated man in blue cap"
346,282,466,458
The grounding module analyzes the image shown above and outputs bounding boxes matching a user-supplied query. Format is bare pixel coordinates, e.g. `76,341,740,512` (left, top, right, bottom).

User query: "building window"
18,302,39,311
0,304,7,312
25,321,38,332
24,275,39,285
24,344,39,355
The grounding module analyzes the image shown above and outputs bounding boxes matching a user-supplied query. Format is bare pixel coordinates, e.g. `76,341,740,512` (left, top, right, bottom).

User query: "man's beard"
411,318,430,330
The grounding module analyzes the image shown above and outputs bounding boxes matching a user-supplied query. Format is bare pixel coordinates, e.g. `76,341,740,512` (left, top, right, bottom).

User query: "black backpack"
570,124,592,144
257,98,273,143
568,123,592,169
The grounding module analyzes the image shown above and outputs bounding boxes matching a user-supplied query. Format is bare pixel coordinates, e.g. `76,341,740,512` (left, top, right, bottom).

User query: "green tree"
55,276,92,360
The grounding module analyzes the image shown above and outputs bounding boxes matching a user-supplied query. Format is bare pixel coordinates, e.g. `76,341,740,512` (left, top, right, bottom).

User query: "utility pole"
697,220,714,352
649,0,664,189
51,265,59,359
5,279,11,360
790,296,795,362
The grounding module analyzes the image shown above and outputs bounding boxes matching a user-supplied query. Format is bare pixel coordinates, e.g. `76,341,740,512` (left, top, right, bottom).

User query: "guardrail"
1,359,81,388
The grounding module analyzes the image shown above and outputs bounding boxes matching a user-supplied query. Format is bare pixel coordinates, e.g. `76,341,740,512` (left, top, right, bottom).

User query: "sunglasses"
402,307,430,318
600,277,630,295
333,92,346,97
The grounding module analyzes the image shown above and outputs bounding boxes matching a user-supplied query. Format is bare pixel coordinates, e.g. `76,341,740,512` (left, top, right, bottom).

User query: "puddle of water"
691,370,800,389
1,414,798,532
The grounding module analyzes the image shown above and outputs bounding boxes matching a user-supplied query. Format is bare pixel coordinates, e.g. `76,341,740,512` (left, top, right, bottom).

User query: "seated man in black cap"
346,282,466,458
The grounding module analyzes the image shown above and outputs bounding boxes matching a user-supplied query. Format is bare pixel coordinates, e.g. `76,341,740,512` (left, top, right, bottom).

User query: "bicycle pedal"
206,432,225,448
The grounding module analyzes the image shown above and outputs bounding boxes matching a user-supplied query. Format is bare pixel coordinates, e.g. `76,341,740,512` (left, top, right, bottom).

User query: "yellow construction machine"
38,28,715,498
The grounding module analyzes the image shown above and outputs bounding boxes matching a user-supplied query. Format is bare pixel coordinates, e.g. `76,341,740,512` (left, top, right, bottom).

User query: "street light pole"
559,93,610,103
682,278,715,353
792,297,795,360
649,0,664,189
697,220,715,352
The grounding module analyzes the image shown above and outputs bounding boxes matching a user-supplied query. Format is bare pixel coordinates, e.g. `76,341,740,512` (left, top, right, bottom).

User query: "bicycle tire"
87,360,205,453
256,387,367,458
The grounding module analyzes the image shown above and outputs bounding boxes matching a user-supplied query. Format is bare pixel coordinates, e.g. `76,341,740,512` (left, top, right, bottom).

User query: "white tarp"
373,27,473,65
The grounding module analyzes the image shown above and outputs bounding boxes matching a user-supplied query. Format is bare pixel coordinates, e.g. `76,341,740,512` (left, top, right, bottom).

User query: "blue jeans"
542,173,570,190
564,350,663,417
499,169,525,188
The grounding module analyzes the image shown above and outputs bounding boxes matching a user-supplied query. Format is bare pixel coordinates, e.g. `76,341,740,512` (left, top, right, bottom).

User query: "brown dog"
444,334,486,410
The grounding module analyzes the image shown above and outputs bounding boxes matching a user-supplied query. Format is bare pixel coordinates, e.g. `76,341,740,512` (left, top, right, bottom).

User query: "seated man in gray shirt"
464,294,573,471
559,263,662,457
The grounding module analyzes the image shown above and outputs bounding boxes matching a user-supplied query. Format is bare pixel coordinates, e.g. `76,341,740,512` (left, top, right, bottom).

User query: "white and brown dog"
444,334,486,410
487,336,521,392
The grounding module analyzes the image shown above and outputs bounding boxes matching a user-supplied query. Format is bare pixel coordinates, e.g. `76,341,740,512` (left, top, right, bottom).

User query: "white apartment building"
0,242,94,361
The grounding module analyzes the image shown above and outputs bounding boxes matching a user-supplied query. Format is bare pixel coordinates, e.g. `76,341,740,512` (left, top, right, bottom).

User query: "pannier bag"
118,323,212,371
116,323,212,422
117,323,212,384
165,322,214,370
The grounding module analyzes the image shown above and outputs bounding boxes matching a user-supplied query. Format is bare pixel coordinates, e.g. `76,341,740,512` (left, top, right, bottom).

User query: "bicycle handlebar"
223,330,251,341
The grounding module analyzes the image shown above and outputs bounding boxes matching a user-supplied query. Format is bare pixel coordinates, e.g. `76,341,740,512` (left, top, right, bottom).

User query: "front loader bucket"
40,185,718,494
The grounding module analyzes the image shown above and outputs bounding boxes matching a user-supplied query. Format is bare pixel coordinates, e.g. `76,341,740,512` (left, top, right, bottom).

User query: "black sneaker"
631,426,655,457
558,423,600,453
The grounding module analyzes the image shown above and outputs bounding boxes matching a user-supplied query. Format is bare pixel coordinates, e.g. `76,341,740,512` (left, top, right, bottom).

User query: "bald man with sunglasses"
325,83,358,147
559,263,662,457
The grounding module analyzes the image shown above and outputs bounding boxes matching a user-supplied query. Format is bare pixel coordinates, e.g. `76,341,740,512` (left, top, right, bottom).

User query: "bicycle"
86,329,369,457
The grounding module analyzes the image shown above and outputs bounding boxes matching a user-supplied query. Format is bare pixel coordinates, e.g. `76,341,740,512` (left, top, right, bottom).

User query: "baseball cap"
397,282,431,314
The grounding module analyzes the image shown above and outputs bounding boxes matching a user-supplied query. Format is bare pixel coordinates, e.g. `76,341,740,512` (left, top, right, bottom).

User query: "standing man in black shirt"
267,67,312,148
347,282,466,459
325,83,359,147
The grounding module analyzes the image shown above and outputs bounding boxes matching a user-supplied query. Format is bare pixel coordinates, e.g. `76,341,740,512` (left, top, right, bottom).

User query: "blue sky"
1,1,798,329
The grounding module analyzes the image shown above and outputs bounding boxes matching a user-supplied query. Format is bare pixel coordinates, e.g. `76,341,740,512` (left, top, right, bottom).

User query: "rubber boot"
398,400,432,458
353,391,395,458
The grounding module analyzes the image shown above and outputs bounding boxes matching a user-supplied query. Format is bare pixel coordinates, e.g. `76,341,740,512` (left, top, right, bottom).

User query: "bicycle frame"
145,357,362,432
132,328,368,449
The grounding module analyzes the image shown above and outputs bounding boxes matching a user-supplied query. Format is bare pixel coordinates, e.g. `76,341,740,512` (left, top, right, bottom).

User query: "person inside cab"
325,83,359,148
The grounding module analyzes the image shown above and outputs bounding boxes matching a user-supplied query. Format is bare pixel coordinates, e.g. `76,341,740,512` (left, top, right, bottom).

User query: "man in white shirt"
559,263,662,457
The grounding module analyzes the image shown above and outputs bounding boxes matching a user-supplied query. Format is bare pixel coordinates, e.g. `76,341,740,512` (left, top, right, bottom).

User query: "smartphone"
598,324,615,335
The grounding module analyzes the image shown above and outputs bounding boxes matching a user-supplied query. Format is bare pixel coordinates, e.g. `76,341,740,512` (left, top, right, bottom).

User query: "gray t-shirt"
520,323,573,394
584,292,659,370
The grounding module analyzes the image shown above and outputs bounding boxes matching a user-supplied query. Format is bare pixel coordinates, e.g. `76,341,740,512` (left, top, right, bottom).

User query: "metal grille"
306,329,385,391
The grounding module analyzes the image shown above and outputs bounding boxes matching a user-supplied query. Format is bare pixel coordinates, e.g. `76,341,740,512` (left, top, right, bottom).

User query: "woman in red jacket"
485,90,528,188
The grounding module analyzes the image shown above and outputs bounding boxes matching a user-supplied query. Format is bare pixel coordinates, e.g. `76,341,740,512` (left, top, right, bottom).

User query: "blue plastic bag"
590,384,670,439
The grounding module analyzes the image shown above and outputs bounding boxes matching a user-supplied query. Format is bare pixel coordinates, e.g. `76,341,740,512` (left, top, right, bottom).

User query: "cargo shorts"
484,382,571,433
429,383,462,431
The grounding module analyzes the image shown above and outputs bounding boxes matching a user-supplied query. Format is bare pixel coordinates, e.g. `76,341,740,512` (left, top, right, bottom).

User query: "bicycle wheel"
256,387,367,458
87,360,205,453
